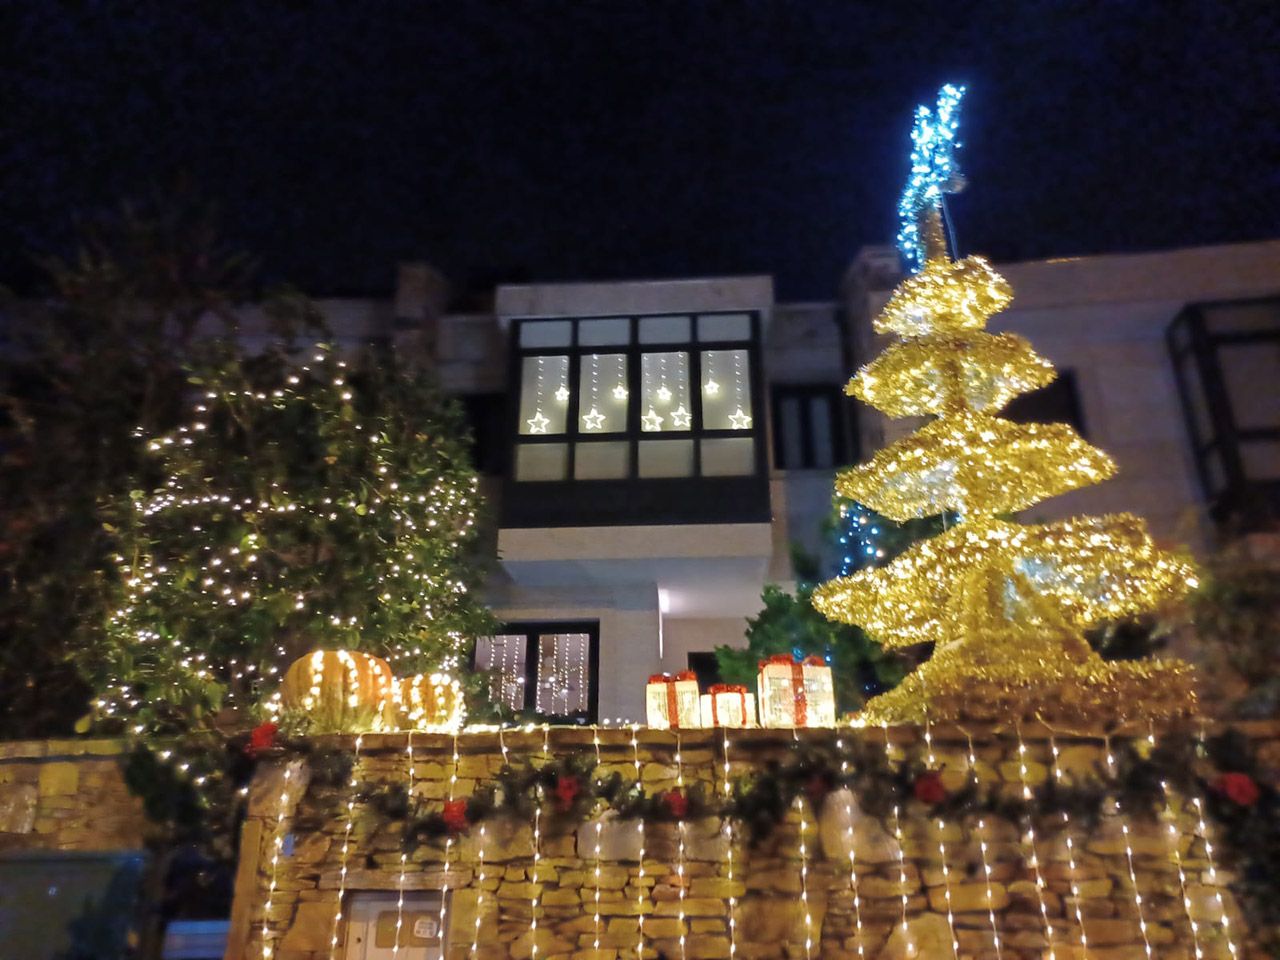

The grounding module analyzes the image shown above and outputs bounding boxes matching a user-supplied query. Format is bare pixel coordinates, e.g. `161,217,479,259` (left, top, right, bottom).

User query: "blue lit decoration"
837,501,883,577
896,82,966,272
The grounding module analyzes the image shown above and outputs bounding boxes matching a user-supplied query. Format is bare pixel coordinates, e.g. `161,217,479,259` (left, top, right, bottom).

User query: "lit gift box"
700,684,757,728
757,654,836,728
646,671,702,729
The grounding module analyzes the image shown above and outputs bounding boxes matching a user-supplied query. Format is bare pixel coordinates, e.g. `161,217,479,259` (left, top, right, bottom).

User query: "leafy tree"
83,341,497,739
0,197,317,736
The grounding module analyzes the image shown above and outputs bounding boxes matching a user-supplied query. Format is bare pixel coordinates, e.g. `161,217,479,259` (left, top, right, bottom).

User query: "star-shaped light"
582,407,606,431
526,411,550,434
641,408,664,432
554,385,570,403
704,379,720,396
612,385,629,400
656,385,672,403
729,407,752,429
670,405,692,428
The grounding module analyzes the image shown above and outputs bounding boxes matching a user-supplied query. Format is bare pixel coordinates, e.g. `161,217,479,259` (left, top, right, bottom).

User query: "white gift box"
757,656,836,728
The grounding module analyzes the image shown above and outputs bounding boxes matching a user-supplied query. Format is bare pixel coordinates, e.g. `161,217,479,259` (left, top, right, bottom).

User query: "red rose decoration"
554,775,581,813
246,722,278,757
913,770,947,805
442,799,470,833
662,789,690,820
1212,772,1261,807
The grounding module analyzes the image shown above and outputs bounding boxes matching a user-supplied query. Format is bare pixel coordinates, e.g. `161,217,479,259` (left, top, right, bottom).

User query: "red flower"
913,770,947,805
662,789,689,820
246,722,278,757
442,799,470,833
554,774,581,813
1212,772,1261,807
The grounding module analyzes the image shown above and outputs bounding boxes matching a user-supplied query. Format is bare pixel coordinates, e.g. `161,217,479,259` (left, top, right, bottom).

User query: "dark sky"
4,1,1278,301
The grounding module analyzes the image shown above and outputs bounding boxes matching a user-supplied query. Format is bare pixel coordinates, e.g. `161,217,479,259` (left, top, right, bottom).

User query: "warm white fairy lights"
438,733,460,953
592,727,604,953
1014,728,1055,959
882,727,913,958
721,727,738,960
1145,729,1203,960
923,725,959,958
1105,736,1152,960
1046,735,1087,956
837,732,866,958
393,733,415,959
1190,793,1240,959
261,765,292,959
529,726,549,960
675,732,688,960
328,735,363,960
963,734,1003,960
632,724,647,960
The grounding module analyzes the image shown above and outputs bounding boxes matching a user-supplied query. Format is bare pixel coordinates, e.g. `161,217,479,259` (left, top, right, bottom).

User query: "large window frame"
474,620,600,724
770,383,851,470
502,312,771,527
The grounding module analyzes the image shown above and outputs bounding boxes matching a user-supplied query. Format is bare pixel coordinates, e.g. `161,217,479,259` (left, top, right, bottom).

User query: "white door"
343,891,447,960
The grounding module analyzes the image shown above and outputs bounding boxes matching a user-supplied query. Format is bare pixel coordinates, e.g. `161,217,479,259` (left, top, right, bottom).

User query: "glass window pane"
574,441,629,480
809,396,835,468
640,351,692,432
701,349,753,430
515,443,568,481
579,317,631,346
701,438,755,476
778,396,803,468
1218,343,1280,433
578,353,629,434
698,313,752,341
638,439,694,478
519,320,573,348
518,355,569,435
1241,439,1280,482
535,632,591,716
475,634,527,712
639,315,692,343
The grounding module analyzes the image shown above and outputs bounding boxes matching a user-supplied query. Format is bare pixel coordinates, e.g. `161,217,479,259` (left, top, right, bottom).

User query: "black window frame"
501,312,771,527
770,383,851,470
476,620,601,724
1002,369,1087,436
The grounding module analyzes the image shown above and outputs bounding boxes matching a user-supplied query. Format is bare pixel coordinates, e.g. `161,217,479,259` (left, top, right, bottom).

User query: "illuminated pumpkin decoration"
389,672,466,732
279,649,395,733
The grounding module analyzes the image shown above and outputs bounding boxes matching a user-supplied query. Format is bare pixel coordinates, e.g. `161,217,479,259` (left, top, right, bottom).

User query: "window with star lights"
510,313,760,484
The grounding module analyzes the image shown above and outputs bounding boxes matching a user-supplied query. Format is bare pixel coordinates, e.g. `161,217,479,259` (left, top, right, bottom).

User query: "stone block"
654,898,727,918
578,815,643,862
510,929,575,960
543,888,582,907
688,878,745,899
0,784,37,834
928,881,1009,912
877,913,954,960
37,762,79,797
684,934,731,959
640,917,685,938
278,900,336,952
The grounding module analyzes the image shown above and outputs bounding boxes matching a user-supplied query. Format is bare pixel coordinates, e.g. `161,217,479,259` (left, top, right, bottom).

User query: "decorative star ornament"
526,411,550,434
656,385,672,403
704,379,720,396
670,405,692,428
729,407,752,429
554,385,570,403
612,384,629,400
641,407,665,432
582,407,606,431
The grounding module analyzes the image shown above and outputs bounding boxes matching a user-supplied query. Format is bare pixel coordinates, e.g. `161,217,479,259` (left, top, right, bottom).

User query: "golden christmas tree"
813,85,1198,725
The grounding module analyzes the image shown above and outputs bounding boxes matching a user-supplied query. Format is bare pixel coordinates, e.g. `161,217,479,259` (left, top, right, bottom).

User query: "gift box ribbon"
648,671,697,726
707,683,748,725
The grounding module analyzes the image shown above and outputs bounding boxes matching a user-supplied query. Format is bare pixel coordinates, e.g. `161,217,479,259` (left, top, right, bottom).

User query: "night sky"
4,1,1278,301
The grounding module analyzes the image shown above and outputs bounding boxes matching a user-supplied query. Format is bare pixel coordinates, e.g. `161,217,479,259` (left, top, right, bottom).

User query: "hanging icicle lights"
1105,737,1153,960
964,733,1003,960
837,732,866,959
923,724,960,958
1047,734,1088,956
721,728,738,960
897,83,966,272
328,735,363,960
261,765,293,960
632,724,647,960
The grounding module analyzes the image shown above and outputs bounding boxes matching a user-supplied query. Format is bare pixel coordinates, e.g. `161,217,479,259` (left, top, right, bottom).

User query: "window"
771,384,849,470
510,313,761,483
474,621,599,722
1002,371,1086,434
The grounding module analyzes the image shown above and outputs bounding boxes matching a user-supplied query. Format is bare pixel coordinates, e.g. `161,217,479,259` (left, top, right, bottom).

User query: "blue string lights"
896,83,966,272
837,501,883,577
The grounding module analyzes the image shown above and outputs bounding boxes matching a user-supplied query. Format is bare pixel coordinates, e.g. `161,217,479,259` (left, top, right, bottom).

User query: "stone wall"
0,739,146,852
229,724,1278,960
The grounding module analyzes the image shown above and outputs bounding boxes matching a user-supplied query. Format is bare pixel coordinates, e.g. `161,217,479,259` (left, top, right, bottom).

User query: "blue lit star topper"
897,83,967,272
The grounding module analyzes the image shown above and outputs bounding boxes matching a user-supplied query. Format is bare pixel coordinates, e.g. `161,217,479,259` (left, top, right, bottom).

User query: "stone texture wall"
0,739,146,852
230,724,1278,960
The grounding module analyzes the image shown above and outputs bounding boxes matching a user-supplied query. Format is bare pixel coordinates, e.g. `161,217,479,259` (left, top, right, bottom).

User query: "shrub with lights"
85,342,494,745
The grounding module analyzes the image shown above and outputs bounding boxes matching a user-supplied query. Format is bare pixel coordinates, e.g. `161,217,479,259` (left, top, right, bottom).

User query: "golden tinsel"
813,514,1198,649
849,331,1055,418
874,255,1013,338
834,412,1116,521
